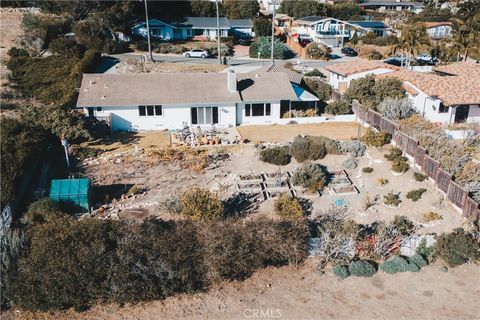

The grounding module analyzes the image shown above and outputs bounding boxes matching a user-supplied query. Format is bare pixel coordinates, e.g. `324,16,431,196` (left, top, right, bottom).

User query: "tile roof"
229,19,253,28
76,72,297,107
433,61,480,76
295,16,328,25
377,68,480,105
420,21,452,28
324,59,399,77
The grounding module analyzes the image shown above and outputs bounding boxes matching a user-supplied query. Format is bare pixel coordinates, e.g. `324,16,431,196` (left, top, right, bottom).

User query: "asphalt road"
100,52,358,73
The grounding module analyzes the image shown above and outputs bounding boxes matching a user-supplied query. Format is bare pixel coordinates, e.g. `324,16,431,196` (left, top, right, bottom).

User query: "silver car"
183,49,209,58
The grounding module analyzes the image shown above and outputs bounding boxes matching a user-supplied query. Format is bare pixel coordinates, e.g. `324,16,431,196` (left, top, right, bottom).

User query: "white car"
183,49,209,58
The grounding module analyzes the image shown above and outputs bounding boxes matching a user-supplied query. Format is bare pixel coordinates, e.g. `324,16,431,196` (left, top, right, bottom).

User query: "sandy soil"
81,131,171,152
0,9,24,95
237,123,367,143
6,260,479,320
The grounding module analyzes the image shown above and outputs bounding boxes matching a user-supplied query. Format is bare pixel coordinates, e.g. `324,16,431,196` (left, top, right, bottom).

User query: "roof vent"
101,95,106,100
104,84,109,88
255,74,260,78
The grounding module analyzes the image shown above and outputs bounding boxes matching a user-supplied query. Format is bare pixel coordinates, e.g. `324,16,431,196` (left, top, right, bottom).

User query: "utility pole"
144,0,153,62
216,0,222,64
270,0,276,65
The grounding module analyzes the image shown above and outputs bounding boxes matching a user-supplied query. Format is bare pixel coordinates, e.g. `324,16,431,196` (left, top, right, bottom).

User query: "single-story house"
359,1,424,13
420,22,452,39
325,59,399,93
326,60,480,124
292,16,394,47
377,65,480,124
76,70,319,131
132,17,253,41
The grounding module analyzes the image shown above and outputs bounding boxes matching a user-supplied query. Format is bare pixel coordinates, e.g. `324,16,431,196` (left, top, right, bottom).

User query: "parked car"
341,47,357,56
416,53,438,65
183,49,209,58
238,37,252,45
299,38,312,47
384,57,405,66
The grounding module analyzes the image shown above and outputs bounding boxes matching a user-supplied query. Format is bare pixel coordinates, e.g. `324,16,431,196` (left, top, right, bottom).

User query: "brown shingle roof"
377,68,480,106
76,72,297,107
256,62,303,84
325,59,399,77
433,61,480,76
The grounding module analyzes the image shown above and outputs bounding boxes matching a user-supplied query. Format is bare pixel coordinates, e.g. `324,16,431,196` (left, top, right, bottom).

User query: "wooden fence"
351,100,480,220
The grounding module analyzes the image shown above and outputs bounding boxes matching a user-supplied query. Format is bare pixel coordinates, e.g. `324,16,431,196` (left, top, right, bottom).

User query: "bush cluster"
305,42,332,60
290,163,329,192
6,216,308,311
384,148,403,161
413,171,428,182
274,194,304,219
391,158,410,173
406,188,427,202
379,256,420,274
304,78,332,102
361,129,391,147
260,146,292,166
362,167,374,173
384,192,401,207
325,100,351,115
249,36,291,59
348,260,377,277
290,135,339,162
179,187,224,221
433,228,479,267
332,265,350,280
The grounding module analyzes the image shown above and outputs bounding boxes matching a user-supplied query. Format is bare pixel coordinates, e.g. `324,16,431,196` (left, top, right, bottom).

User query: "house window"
439,103,449,113
155,105,163,116
97,107,102,111
139,105,146,116
246,103,272,117
191,107,218,125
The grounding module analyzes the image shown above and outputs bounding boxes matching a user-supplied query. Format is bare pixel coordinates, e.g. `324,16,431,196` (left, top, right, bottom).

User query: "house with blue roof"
132,17,253,41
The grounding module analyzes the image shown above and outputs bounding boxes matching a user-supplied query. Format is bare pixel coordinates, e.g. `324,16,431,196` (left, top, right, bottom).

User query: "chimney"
227,69,237,93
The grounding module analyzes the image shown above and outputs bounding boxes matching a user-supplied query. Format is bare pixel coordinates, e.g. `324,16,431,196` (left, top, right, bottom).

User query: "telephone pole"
144,0,153,62
270,0,276,65
216,0,222,64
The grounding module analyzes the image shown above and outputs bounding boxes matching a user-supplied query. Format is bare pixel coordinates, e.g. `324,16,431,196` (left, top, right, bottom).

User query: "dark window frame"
138,105,146,116
155,105,163,116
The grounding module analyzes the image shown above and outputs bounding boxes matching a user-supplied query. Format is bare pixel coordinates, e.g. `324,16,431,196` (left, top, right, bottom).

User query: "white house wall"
467,105,480,123
328,68,395,91
236,102,281,125
405,85,452,123
85,104,236,131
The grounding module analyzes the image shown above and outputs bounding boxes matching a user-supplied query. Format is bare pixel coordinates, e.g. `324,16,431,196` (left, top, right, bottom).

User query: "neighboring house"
348,21,394,37
420,22,453,39
275,13,294,31
359,1,424,13
325,59,399,93
260,0,282,13
327,60,480,124
132,17,253,41
292,16,393,47
76,70,318,131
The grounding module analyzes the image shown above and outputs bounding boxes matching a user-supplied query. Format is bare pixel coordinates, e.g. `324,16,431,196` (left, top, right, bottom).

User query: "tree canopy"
344,75,406,109
279,0,326,18
223,0,259,19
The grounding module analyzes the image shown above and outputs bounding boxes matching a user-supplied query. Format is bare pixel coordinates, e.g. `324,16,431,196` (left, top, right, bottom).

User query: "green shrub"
361,129,391,147
22,198,62,225
409,253,428,268
406,188,427,201
325,100,351,115
304,78,331,102
274,194,304,219
416,238,433,259
290,135,326,162
304,68,325,77
380,256,410,274
249,36,291,59
290,163,329,192
260,146,291,166
179,187,223,221
384,148,403,161
305,42,331,60
348,260,377,277
332,265,350,280
362,167,374,173
391,215,415,235
384,192,401,207
391,159,410,173
434,228,480,267
413,172,427,182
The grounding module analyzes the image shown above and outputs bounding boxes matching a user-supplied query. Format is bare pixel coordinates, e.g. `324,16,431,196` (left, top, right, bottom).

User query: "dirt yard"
0,8,24,94
237,122,367,143
81,131,171,152
7,260,479,320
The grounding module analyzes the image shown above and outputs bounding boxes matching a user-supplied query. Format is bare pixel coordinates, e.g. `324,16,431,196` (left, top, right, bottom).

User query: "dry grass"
81,131,171,152
237,122,366,143
117,59,226,73
0,10,24,94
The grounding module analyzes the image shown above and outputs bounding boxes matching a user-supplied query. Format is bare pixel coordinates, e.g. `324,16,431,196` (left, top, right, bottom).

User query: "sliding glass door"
191,107,219,125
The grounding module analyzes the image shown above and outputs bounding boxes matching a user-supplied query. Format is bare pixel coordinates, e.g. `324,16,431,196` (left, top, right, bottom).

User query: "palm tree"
397,24,430,68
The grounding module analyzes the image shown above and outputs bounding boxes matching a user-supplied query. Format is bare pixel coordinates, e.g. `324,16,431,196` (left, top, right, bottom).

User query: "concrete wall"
467,105,480,123
85,103,237,131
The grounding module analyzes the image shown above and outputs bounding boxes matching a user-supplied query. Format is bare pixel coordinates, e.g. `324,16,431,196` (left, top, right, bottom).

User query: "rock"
440,266,448,273
115,158,122,164
342,157,358,169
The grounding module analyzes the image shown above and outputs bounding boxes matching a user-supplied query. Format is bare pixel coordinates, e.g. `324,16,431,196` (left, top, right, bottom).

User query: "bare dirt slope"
7,260,480,320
